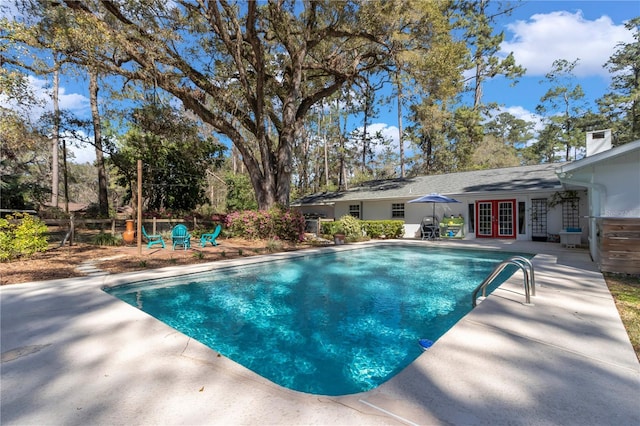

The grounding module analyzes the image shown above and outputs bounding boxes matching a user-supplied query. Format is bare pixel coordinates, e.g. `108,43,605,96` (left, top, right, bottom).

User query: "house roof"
294,162,565,206
556,139,640,175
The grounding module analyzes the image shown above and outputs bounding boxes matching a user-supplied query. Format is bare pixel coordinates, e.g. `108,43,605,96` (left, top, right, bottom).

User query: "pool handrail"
472,256,535,307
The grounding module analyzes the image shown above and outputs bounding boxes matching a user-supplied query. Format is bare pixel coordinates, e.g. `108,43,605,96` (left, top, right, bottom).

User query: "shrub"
361,220,404,238
92,232,122,246
321,220,342,236
0,213,49,261
338,215,362,239
322,219,404,240
225,207,305,241
266,238,284,252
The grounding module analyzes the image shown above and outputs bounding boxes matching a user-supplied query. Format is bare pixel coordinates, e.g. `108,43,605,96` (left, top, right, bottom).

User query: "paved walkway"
1,240,639,425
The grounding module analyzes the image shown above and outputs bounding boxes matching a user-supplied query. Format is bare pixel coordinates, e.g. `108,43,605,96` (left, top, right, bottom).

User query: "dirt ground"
1,237,321,286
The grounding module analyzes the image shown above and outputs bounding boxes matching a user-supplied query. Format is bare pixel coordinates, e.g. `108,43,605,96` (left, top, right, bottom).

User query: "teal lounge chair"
200,224,222,247
142,226,165,249
171,224,191,250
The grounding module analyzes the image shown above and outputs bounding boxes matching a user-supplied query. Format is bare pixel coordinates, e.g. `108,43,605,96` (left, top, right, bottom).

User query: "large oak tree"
8,0,457,209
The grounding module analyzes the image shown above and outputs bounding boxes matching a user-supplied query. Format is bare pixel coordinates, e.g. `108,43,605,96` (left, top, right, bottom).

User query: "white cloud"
356,122,400,154
2,75,95,163
499,105,544,132
27,75,90,115
502,11,634,78
68,138,97,164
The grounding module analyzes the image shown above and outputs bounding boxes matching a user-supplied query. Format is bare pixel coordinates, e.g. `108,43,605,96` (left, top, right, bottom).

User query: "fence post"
69,214,75,246
153,217,157,234
111,218,116,236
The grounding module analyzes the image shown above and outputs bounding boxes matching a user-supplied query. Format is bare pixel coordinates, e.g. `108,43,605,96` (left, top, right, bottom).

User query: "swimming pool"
105,245,524,396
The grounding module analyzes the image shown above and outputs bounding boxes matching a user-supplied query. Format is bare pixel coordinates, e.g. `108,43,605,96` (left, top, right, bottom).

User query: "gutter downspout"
556,172,606,261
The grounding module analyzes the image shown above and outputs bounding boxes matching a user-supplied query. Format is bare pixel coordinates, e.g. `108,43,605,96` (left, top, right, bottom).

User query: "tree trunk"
50,60,60,208
89,71,109,216
396,76,405,178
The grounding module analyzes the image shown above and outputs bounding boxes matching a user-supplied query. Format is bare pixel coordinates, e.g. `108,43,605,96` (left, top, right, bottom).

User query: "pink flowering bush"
225,207,306,241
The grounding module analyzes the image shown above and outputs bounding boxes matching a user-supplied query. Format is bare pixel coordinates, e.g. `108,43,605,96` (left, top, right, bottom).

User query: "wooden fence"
596,218,640,274
43,217,220,244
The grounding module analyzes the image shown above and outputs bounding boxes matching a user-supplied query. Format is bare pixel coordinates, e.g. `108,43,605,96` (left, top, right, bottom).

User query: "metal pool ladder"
472,256,535,307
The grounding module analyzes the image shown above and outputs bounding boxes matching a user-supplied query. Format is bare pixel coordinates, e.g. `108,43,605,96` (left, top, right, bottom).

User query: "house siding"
322,191,578,241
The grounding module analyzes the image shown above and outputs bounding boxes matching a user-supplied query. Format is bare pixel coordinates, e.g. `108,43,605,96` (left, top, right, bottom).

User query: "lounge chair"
171,224,191,250
142,226,165,249
200,224,222,247
420,216,440,241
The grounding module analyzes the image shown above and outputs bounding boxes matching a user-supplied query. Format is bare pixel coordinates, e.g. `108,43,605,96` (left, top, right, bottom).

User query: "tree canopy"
5,0,462,209
2,1,638,213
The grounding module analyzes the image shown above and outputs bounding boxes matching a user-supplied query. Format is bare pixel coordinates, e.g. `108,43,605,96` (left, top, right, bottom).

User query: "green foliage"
266,238,284,253
322,219,404,240
470,134,520,170
1,108,51,210
109,104,226,212
0,213,48,261
599,17,640,145
449,107,484,170
91,232,122,246
337,215,362,239
535,59,587,161
360,220,405,239
454,0,525,109
9,1,465,210
483,111,535,165
225,172,258,212
224,208,305,241
321,220,343,236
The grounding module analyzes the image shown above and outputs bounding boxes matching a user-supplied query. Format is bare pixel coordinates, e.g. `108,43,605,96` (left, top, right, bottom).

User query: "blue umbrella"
408,193,460,219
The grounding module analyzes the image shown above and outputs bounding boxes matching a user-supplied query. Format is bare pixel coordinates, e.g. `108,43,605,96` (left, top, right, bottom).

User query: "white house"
294,162,587,243
556,136,640,272
294,133,640,273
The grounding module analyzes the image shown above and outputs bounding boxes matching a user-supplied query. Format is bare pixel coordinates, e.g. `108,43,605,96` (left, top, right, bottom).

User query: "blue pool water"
105,245,524,396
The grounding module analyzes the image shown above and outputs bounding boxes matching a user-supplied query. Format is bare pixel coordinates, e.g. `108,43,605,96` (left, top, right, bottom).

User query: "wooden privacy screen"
597,218,640,274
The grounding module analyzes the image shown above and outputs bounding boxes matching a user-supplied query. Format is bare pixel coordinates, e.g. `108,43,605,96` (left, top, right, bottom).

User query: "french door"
476,199,516,238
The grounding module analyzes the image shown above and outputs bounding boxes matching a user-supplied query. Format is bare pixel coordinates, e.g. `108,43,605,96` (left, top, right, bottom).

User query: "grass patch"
266,238,284,253
605,273,640,362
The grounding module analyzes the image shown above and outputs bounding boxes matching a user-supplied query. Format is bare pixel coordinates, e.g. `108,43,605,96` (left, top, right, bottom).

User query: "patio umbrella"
408,193,461,220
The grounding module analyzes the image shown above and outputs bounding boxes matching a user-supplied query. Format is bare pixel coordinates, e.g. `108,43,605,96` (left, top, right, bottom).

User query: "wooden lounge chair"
200,224,222,247
142,226,165,249
171,224,191,250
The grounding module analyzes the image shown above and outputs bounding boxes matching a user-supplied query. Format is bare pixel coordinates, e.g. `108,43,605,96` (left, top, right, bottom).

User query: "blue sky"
370,0,638,155
4,1,638,163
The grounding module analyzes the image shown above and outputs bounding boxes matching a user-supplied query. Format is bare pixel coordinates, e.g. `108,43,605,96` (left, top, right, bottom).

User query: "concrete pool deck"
1,240,638,425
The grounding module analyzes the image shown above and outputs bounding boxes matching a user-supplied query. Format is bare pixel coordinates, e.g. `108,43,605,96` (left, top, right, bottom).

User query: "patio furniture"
200,224,222,247
440,216,465,239
420,216,440,240
142,226,165,249
171,224,191,250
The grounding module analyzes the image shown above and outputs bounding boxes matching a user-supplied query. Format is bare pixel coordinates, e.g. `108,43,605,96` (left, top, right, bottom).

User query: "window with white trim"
349,204,360,219
391,203,405,218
